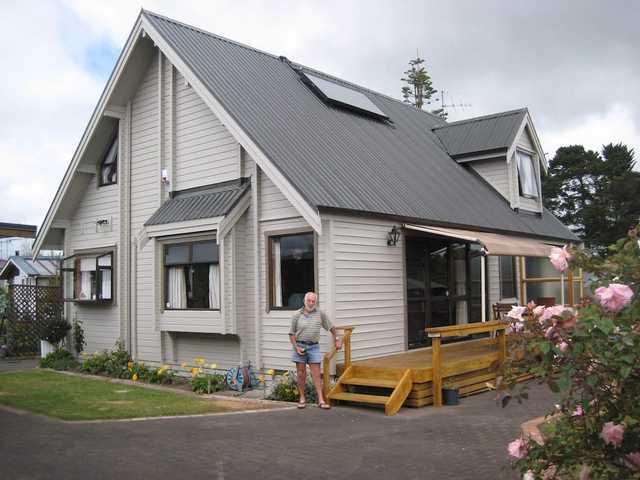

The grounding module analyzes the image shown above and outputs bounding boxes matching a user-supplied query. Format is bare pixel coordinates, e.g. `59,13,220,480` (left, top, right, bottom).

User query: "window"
164,240,219,310
517,151,539,198
499,256,517,299
61,252,113,303
99,129,118,186
269,232,315,310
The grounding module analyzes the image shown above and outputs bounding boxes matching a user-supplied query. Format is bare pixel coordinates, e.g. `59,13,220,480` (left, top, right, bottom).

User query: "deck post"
430,334,442,407
344,327,353,369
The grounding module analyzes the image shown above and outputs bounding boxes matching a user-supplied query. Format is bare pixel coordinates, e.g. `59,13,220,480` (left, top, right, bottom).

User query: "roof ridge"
142,10,447,125
433,108,528,129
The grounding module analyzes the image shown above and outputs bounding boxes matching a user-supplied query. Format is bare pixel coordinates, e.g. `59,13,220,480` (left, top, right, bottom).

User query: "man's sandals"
318,402,331,410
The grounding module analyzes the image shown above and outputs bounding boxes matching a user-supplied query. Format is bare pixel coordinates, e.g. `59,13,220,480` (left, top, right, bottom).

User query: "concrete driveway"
0,376,556,480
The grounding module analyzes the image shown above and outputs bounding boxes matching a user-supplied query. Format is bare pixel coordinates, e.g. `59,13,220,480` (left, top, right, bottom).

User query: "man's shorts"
292,342,321,364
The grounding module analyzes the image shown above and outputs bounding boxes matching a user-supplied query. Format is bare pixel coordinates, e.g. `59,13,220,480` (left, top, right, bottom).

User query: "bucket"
442,388,460,405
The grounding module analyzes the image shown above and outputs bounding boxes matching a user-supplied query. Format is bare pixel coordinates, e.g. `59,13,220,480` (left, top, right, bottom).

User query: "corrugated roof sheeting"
142,11,577,242
2,257,59,277
145,182,249,226
432,109,526,158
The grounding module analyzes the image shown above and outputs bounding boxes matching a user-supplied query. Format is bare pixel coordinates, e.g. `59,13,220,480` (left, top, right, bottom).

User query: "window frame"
267,230,317,312
516,149,539,199
498,255,517,300
98,127,119,187
163,239,221,311
60,251,114,304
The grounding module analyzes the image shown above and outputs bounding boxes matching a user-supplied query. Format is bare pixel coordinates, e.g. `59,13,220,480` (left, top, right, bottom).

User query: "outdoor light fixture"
387,226,401,246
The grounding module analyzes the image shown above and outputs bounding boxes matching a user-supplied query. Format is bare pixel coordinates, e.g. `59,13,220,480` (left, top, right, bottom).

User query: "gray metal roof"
0,256,59,279
145,180,250,226
432,109,527,159
142,11,577,242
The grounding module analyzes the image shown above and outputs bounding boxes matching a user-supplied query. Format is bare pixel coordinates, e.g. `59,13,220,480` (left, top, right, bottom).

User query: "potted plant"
442,380,460,405
40,317,71,358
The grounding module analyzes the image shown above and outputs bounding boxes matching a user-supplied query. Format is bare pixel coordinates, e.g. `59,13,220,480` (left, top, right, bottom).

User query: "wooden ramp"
326,321,507,415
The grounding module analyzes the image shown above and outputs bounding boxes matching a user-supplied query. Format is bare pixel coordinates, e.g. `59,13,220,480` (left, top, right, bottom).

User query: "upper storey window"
99,129,118,187
517,151,538,198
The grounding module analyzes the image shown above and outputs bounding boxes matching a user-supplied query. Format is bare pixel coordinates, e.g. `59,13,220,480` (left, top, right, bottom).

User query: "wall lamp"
387,226,401,246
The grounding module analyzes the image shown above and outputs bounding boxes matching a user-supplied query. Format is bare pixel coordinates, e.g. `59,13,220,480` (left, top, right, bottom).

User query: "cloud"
1,0,638,227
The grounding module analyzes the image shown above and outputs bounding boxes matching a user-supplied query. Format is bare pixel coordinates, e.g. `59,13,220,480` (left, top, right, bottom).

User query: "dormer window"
99,130,118,187
517,150,538,198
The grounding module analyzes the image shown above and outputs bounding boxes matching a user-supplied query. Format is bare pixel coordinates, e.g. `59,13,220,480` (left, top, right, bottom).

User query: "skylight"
301,72,389,121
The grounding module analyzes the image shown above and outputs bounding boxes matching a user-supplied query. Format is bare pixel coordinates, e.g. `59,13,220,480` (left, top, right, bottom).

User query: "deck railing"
322,326,354,398
426,320,507,407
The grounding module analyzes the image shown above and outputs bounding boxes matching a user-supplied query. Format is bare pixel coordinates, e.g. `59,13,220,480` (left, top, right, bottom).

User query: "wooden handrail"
322,326,354,399
425,321,507,407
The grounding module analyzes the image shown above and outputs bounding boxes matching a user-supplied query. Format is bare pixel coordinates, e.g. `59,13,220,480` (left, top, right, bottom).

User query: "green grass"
0,370,230,420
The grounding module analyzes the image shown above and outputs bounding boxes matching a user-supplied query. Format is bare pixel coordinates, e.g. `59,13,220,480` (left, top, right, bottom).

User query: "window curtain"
208,264,220,309
100,270,112,300
167,267,186,308
517,152,538,197
79,257,95,299
273,238,283,307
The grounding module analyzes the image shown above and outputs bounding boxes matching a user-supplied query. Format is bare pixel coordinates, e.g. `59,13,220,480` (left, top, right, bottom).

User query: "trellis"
6,285,63,355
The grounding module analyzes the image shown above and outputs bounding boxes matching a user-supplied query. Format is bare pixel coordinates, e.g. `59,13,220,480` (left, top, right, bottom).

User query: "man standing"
289,292,340,409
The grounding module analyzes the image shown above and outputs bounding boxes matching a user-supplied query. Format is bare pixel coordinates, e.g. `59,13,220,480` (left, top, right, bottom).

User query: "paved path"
0,376,557,480
0,357,39,372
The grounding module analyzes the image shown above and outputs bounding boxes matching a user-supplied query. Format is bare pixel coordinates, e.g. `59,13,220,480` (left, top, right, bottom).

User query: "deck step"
341,377,398,388
330,392,390,405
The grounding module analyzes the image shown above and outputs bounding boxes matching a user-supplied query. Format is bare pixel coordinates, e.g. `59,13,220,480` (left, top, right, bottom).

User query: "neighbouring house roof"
0,256,59,280
431,109,527,159
145,180,250,226
0,222,37,239
143,11,577,242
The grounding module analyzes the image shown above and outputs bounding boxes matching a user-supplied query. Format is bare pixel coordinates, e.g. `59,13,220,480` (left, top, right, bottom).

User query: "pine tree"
401,55,446,119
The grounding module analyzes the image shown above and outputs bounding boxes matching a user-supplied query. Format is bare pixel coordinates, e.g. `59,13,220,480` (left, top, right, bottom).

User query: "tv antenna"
427,89,472,114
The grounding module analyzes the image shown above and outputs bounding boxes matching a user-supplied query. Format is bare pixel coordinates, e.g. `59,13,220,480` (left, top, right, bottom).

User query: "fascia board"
0,259,18,279
140,15,322,235
145,216,224,238
217,193,251,243
33,16,145,258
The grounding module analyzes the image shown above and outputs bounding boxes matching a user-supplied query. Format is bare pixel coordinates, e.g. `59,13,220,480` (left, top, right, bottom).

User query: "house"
33,10,578,375
0,256,60,286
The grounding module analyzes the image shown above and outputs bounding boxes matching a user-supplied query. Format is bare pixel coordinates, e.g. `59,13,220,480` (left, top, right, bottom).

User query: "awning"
403,224,561,257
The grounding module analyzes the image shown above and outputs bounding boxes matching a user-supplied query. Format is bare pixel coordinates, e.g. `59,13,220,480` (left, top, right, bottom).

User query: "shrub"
191,372,226,394
267,371,318,404
80,340,131,378
501,224,640,479
41,317,71,345
39,348,78,371
72,318,85,355
148,365,176,385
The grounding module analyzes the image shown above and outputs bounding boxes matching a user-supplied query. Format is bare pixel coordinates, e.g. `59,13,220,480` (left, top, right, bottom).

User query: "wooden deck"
336,338,499,407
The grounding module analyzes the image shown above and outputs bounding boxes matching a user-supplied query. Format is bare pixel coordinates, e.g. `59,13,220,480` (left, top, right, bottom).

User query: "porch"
326,321,507,415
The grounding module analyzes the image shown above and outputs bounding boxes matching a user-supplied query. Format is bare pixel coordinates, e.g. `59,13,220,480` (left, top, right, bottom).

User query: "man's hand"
295,345,305,355
334,337,342,349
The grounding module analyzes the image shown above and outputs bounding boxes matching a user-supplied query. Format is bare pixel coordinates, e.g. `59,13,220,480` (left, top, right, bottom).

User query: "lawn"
0,370,233,420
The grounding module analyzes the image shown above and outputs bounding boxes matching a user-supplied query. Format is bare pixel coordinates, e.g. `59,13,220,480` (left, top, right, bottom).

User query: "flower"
579,465,591,480
523,471,534,480
180,362,187,368
533,305,545,317
258,375,265,383
282,371,289,377
507,306,527,321
600,421,625,447
267,369,275,375
194,357,206,366
624,452,640,471
191,367,200,378
572,405,584,417
132,373,138,381
558,341,569,352
127,361,134,369
549,245,571,273
594,283,634,313
210,363,217,369
508,437,528,459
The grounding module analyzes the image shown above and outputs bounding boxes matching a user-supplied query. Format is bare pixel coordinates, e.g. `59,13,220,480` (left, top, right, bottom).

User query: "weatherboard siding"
469,159,510,200
173,69,240,191
171,333,240,370
325,213,406,361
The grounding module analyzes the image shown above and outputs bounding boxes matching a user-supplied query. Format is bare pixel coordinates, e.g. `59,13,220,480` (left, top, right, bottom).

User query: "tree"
542,143,640,254
401,55,446,119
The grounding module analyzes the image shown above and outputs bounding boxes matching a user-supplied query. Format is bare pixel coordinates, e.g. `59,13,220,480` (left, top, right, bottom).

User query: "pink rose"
558,341,569,352
600,421,625,447
594,283,634,313
624,452,640,471
508,437,528,459
523,471,535,480
572,405,584,416
549,245,571,273
533,305,545,317
507,306,527,321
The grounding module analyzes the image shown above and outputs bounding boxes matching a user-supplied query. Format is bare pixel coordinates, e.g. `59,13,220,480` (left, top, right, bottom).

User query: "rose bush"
500,225,640,479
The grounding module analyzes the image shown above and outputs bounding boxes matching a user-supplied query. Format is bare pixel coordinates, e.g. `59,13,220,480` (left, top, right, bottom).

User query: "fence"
6,285,63,355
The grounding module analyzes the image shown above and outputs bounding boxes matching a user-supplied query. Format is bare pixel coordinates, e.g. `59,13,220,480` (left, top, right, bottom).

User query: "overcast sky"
1,0,639,228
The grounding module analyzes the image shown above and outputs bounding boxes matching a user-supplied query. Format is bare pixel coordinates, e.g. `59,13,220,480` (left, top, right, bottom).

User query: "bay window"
164,240,220,310
61,252,113,303
269,232,315,310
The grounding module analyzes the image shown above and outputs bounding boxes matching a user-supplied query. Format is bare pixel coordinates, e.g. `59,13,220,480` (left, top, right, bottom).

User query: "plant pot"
40,340,56,358
442,388,460,405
